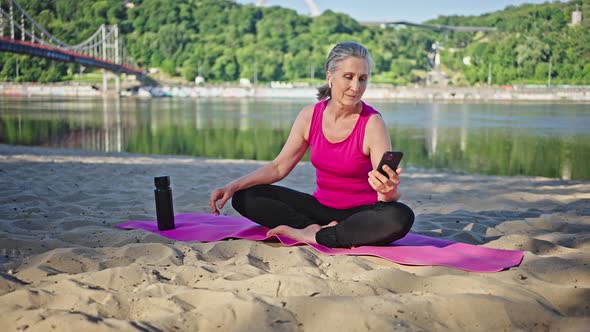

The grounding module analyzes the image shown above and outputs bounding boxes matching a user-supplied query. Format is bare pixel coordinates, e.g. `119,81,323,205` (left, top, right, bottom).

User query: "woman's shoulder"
361,100,381,116
298,104,315,120
298,101,324,121
290,104,316,134
360,101,384,122
364,104,386,131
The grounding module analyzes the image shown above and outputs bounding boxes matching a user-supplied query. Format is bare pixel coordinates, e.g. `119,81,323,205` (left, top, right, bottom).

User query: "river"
1,97,588,180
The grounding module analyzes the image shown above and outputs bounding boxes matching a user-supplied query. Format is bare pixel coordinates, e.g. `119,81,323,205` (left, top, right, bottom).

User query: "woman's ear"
328,80,332,88
326,71,332,88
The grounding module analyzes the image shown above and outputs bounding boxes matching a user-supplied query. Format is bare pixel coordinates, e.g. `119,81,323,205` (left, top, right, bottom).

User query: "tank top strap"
308,99,328,144
353,101,379,152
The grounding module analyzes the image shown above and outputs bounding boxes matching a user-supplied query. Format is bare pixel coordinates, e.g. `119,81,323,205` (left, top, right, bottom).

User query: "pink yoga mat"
117,213,524,273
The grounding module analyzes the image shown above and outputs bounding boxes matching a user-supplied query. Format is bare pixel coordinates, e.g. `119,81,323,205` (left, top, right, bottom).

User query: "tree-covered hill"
429,1,590,85
0,0,588,86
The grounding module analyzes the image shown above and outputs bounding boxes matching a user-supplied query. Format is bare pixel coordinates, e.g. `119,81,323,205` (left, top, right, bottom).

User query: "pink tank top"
309,99,380,209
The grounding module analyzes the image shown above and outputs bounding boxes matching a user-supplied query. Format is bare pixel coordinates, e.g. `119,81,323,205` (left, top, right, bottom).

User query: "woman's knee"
231,184,269,214
395,202,415,232
231,189,247,213
231,186,260,213
379,201,415,238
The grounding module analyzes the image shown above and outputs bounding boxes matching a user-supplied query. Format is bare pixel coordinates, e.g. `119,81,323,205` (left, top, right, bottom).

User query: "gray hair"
316,41,374,101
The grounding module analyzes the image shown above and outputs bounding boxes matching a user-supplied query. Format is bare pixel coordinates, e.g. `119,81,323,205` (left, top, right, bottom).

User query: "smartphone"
376,151,404,178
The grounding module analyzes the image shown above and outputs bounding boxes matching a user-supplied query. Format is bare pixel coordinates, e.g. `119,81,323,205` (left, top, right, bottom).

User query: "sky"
236,0,562,23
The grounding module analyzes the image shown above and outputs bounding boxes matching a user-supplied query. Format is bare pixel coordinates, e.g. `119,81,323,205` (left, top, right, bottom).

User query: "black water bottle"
154,176,175,230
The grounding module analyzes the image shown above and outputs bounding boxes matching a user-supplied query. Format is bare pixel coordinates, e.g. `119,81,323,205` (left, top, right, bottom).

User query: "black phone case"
377,151,403,178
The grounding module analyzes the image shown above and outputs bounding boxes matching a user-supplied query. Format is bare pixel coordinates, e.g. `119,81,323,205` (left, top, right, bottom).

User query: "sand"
0,143,588,332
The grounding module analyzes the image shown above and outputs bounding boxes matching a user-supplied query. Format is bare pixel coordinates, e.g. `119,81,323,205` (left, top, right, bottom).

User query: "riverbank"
2,83,590,102
0,143,588,331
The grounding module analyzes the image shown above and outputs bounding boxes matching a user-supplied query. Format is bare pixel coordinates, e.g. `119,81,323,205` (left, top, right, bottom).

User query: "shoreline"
2,82,590,102
0,143,589,331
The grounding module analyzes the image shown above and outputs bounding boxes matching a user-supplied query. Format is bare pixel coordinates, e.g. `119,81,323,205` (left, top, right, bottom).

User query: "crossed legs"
231,184,415,248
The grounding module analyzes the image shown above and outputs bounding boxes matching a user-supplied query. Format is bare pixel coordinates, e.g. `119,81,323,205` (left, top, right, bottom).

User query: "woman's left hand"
368,165,402,201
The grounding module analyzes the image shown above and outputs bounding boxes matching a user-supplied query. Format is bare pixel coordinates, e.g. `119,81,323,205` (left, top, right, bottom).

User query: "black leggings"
232,184,415,248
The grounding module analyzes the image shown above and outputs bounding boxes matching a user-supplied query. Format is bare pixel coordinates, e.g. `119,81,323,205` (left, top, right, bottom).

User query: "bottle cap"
154,176,170,188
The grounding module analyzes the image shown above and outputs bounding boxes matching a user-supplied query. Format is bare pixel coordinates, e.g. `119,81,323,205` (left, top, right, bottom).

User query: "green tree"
4,0,590,85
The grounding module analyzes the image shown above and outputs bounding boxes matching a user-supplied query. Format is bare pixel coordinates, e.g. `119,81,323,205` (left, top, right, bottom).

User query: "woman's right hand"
209,185,236,215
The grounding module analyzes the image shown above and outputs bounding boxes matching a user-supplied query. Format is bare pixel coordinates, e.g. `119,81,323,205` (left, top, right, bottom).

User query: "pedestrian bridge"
0,0,147,93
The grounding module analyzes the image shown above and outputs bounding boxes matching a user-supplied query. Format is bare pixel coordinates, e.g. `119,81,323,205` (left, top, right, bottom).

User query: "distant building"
124,1,136,9
571,5,582,26
463,56,472,66
195,76,205,85
239,78,252,87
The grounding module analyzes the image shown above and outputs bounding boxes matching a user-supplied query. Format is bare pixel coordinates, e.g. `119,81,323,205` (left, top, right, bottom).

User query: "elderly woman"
209,42,414,248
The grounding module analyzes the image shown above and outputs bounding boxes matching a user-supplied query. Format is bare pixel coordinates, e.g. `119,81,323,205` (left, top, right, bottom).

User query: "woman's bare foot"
323,221,339,228
267,221,339,244
267,224,321,243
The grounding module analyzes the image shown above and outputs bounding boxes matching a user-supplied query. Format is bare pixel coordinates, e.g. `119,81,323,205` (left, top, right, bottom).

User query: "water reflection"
102,97,122,152
240,98,250,131
458,104,465,152
427,103,440,157
0,97,588,180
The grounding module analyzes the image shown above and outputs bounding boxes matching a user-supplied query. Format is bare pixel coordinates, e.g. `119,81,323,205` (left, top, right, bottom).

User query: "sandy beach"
0,143,588,331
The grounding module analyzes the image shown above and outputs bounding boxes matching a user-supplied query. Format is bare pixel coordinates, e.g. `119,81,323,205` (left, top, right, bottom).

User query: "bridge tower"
98,24,122,95
0,0,144,95
256,0,321,17
571,5,582,26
